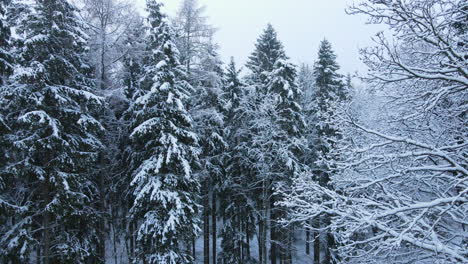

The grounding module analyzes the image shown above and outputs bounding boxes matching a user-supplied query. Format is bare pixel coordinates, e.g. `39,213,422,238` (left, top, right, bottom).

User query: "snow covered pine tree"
311,39,346,264
0,0,105,262
219,58,254,264
0,0,13,85
241,24,306,264
0,0,21,261
126,1,201,263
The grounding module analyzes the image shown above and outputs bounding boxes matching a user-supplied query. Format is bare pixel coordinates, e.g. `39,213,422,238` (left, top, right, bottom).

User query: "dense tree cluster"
0,0,465,263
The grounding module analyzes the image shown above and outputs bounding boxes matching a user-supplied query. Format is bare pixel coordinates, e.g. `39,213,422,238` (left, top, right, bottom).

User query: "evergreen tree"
0,0,13,202
266,59,305,264
0,1,20,256
223,58,243,118
121,17,146,101
0,0,105,262
218,58,256,264
243,24,305,264
246,23,287,85
297,63,316,166
190,38,226,264
126,1,200,263
311,39,345,264
0,0,13,84
312,39,344,186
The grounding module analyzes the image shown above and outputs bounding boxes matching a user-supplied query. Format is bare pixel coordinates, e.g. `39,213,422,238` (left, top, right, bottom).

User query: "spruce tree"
0,0,13,84
222,57,243,120
218,58,255,264
0,0,12,196
244,24,305,264
0,0,105,262
126,1,200,263
312,39,345,264
246,23,286,85
192,40,227,264
0,1,19,257
312,39,344,186
122,18,146,101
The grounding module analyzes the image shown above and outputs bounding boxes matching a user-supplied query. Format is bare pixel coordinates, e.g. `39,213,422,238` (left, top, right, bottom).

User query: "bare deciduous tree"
282,0,467,263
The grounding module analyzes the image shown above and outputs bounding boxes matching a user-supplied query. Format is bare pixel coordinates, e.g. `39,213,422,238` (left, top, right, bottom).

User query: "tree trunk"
36,244,41,264
43,213,51,264
270,196,277,264
128,220,135,264
43,182,51,264
99,26,107,90
324,214,334,264
313,217,320,264
246,216,251,259
193,237,196,261
287,225,293,264
258,219,264,264
98,153,107,262
212,190,217,264
306,224,310,255
204,180,210,264
238,212,242,261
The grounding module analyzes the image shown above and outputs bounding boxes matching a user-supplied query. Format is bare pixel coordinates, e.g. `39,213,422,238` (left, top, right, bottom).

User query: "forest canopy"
0,0,466,264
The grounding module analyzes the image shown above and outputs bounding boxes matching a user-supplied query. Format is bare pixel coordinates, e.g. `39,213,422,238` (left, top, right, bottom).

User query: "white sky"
136,0,382,75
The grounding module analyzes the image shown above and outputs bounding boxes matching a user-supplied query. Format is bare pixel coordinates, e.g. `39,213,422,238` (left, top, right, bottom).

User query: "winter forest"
0,0,466,263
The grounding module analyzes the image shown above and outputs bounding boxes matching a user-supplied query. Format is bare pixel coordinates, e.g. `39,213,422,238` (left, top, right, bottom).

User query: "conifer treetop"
246,23,287,82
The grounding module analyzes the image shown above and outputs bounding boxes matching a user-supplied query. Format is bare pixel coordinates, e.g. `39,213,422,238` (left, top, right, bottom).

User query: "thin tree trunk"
258,219,264,264
263,180,270,264
313,218,320,264
43,182,51,264
306,224,310,255
270,196,277,264
212,190,217,264
36,244,41,264
287,225,293,264
112,212,118,264
324,214,334,264
238,212,242,261
204,179,210,264
193,237,196,261
128,221,134,263
246,216,251,259
99,26,107,90
43,213,51,264
99,153,107,262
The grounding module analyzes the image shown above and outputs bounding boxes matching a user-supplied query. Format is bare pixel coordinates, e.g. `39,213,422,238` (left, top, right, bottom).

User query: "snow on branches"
282,0,467,263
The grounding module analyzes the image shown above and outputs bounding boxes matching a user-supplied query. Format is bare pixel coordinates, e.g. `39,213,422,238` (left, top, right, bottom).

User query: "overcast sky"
136,0,382,75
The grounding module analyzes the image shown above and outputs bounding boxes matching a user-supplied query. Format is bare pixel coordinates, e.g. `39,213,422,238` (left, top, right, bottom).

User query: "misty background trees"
0,0,466,264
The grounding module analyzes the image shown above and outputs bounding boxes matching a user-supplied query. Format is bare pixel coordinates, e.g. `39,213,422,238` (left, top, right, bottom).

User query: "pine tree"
312,39,345,264
0,0,19,254
266,59,305,264
246,23,287,85
126,1,200,263
218,58,255,264
121,17,146,101
312,39,344,187
0,0,105,262
222,57,243,120
190,38,226,264
243,24,305,264
0,0,13,195
0,0,13,84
